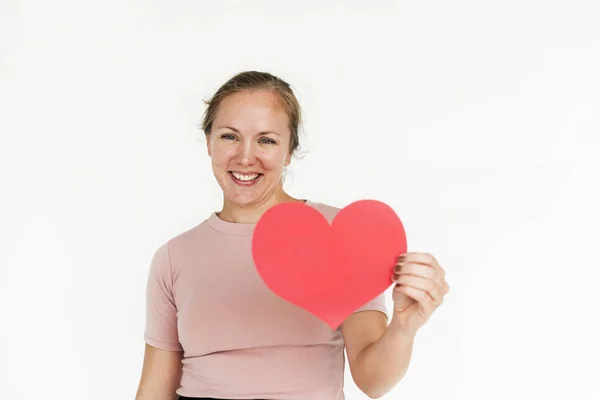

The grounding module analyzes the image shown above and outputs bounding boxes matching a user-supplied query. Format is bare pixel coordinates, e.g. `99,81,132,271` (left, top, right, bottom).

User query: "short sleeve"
144,242,183,351
354,291,389,320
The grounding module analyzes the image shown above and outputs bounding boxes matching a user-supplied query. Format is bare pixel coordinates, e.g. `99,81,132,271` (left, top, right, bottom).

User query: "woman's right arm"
135,344,183,400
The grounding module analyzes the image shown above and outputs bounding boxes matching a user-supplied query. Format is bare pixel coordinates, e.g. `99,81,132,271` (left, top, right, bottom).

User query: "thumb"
392,283,414,312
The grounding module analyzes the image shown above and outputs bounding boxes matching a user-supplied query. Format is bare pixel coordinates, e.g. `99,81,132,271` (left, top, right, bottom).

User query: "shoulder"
151,219,214,262
307,200,342,223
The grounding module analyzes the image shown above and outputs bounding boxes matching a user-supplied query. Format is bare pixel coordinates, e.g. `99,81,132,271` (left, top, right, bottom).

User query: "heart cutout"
252,200,407,329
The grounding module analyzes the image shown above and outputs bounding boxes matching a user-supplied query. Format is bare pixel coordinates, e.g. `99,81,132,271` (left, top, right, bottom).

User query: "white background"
1,1,599,399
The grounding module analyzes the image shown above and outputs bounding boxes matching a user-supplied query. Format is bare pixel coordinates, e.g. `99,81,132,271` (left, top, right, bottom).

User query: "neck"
218,188,301,224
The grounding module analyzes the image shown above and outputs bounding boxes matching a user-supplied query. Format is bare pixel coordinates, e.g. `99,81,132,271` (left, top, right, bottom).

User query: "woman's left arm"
341,252,449,399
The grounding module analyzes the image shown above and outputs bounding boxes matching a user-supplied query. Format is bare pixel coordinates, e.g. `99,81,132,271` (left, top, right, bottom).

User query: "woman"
135,71,449,400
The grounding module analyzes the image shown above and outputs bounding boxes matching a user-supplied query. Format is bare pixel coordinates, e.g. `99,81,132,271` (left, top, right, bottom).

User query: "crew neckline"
207,200,318,236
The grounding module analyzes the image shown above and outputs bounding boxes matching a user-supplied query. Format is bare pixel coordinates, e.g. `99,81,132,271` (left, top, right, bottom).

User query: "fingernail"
397,255,405,262
394,265,401,273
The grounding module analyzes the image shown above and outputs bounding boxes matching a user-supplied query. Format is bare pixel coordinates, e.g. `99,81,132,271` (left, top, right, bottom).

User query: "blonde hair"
199,71,303,156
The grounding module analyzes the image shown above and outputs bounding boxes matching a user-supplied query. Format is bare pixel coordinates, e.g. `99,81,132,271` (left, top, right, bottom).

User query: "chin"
227,195,262,209
225,187,276,208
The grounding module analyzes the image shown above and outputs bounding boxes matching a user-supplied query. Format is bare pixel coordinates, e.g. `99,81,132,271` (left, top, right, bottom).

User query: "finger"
397,252,440,269
438,265,446,281
396,262,444,289
394,262,435,279
395,285,435,315
398,253,447,287
437,267,448,293
396,261,447,292
394,274,443,304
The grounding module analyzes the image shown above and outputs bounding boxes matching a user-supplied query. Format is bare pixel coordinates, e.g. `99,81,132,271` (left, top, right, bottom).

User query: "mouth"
229,171,263,185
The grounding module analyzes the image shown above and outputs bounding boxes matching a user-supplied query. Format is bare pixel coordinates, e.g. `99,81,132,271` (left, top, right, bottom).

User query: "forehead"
214,90,289,130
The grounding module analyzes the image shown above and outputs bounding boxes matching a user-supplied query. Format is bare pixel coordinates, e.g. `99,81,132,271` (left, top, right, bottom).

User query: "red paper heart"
252,200,407,330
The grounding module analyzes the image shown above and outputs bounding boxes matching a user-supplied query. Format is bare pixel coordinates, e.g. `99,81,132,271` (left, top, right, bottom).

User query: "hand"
391,252,449,336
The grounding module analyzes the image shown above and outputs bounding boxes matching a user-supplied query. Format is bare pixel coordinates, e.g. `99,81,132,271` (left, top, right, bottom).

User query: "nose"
235,140,257,166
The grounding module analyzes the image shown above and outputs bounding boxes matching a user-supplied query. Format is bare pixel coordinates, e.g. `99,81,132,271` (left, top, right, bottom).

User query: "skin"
206,90,299,224
343,252,450,398
136,89,450,399
136,90,299,400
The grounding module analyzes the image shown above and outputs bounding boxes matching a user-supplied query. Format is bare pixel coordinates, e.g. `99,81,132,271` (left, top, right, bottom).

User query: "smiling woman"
202,79,301,223
134,71,443,400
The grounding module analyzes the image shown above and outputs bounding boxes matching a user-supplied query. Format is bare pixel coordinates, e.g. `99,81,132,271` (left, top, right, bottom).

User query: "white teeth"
232,172,259,181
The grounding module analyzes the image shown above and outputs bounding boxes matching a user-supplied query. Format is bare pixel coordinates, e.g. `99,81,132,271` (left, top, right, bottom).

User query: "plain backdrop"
1,1,599,399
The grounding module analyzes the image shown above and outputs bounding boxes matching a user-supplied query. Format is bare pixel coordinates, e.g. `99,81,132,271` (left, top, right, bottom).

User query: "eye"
259,137,276,145
220,133,237,141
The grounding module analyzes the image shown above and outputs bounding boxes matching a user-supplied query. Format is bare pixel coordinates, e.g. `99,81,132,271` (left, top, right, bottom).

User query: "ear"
206,135,212,157
284,152,291,167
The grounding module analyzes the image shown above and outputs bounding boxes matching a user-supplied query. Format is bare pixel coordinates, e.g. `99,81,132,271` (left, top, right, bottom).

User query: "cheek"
259,154,285,170
211,147,235,168
261,147,288,167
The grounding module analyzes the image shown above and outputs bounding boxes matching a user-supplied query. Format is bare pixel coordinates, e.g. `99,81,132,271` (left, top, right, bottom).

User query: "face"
207,90,292,208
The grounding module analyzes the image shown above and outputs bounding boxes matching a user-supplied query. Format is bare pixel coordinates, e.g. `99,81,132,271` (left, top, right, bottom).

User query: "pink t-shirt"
144,200,388,399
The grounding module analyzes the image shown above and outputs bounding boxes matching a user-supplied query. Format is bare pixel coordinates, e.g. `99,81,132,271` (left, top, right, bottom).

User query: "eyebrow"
216,125,280,136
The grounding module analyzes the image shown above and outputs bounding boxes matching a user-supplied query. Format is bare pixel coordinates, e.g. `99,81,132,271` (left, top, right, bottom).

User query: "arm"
342,252,449,398
135,344,183,400
139,242,183,399
342,311,414,399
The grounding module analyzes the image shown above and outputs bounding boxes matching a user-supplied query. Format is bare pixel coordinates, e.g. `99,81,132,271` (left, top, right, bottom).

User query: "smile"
229,171,263,185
